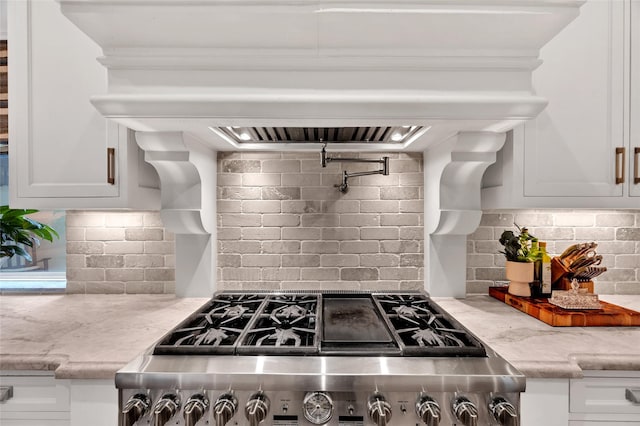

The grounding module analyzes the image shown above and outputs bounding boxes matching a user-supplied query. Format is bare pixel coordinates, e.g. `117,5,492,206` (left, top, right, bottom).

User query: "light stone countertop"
0,293,638,380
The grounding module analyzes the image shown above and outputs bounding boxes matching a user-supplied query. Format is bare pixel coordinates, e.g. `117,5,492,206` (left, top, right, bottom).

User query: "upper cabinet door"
523,0,626,197
8,0,159,209
631,0,640,198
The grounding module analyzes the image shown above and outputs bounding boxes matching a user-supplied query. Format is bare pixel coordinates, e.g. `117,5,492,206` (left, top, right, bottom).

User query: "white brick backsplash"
596,213,636,227
261,241,300,254
242,198,287,213
86,228,125,241
554,213,595,227
103,268,142,282
241,227,281,241
380,214,419,226
217,200,242,213
322,227,359,240
242,254,281,267
282,227,322,240
281,174,321,187
361,227,399,240
301,214,340,227
106,213,144,228
340,214,379,227
360,254,399,267
340,241,380,254
68,161,639,295
322,200,360,213
220,214,262,227
301,241,339,254
263,214,301,227
219,187,261,200
301,268,340,281
125,228,165,241
262,268,300,281
242,173,281,186
282,254,320,267
321,254,360,267
65,211,174,294
468,210,640,294
262,159,300,173
358,200,398,213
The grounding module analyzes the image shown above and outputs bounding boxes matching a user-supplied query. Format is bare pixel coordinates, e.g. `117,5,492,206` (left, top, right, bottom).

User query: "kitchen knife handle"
634,147,640,184
107,148,116,185
615,147,625,184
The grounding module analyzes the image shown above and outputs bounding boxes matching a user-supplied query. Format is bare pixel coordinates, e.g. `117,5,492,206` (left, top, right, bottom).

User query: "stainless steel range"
117,291,524,426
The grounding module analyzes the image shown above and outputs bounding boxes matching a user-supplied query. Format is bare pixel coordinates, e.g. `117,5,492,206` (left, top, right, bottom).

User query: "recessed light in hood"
214,126,424,144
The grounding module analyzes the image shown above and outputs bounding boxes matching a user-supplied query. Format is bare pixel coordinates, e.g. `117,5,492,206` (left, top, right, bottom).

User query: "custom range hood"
58,0,583,297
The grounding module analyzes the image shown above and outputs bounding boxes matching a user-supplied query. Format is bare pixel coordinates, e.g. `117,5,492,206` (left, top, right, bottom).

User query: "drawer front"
0,375,70,414
570,376,640,415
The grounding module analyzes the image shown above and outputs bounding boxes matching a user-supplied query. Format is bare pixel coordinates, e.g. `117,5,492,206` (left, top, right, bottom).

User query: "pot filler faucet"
321,143,389,193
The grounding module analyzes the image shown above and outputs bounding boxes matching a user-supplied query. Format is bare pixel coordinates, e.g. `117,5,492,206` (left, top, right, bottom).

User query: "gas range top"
117,291,524,426
153,291,486,357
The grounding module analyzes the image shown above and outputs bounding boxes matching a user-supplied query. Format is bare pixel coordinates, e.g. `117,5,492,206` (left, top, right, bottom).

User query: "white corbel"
424,132,507,297
135,131,217,297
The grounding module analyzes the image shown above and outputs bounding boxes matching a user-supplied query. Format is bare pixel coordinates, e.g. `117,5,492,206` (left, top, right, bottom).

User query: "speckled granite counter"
0,293,638,380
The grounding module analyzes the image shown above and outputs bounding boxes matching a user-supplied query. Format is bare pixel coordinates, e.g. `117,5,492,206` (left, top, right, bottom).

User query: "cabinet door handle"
0,386,13,402
615,147,625,184
107,147,115,185
634,147,640,184
626,388,640,405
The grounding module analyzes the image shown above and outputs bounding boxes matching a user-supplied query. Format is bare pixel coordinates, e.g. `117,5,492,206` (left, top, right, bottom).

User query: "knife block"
551,257,595,293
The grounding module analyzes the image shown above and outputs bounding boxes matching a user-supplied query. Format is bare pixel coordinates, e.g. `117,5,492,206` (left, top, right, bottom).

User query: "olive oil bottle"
539,242,552,296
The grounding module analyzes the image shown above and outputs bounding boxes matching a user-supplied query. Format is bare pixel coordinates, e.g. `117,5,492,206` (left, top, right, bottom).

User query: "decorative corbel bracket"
134,131,217,297
424,131,507,297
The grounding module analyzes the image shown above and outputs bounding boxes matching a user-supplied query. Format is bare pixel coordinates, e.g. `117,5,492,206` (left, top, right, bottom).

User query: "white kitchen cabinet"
0,371,70,425
569,370,640,424
0,372,116,426
521,378,570,426
7,0,159,209
482,0,640,208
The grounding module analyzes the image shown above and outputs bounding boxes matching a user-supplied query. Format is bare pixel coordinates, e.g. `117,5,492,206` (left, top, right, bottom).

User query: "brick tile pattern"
66,211,175,294
467,210,640,295
217,152,424,291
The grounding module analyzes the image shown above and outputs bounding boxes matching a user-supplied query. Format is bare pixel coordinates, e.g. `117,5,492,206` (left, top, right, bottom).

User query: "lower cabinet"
0,372,116,426
521,378,570,426
569,371,640,425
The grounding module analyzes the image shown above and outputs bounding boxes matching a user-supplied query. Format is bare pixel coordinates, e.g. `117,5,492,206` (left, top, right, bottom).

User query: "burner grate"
374,294,487,357
236,294,320,354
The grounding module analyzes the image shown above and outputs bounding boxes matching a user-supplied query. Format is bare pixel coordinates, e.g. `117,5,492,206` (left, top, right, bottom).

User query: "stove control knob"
368,393,392,426
415,394,441,426
152,393,181,426
214,392,238,426
489,396,518,426
452,396,478,426
183,393,209,426
245,391,270,426
122,393,151,426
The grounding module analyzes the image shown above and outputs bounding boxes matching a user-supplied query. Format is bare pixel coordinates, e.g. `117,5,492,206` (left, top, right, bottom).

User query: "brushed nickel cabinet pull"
634,147,640,184
615,147,625,184
107,148,115,185
0,386,13,402
626,388,640,404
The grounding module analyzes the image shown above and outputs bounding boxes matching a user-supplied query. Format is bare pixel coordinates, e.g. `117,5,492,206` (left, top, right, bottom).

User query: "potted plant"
499,225,536,297
0,206,58,267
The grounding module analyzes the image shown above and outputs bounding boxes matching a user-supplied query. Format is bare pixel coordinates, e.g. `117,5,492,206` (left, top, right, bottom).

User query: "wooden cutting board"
489,286,640,327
